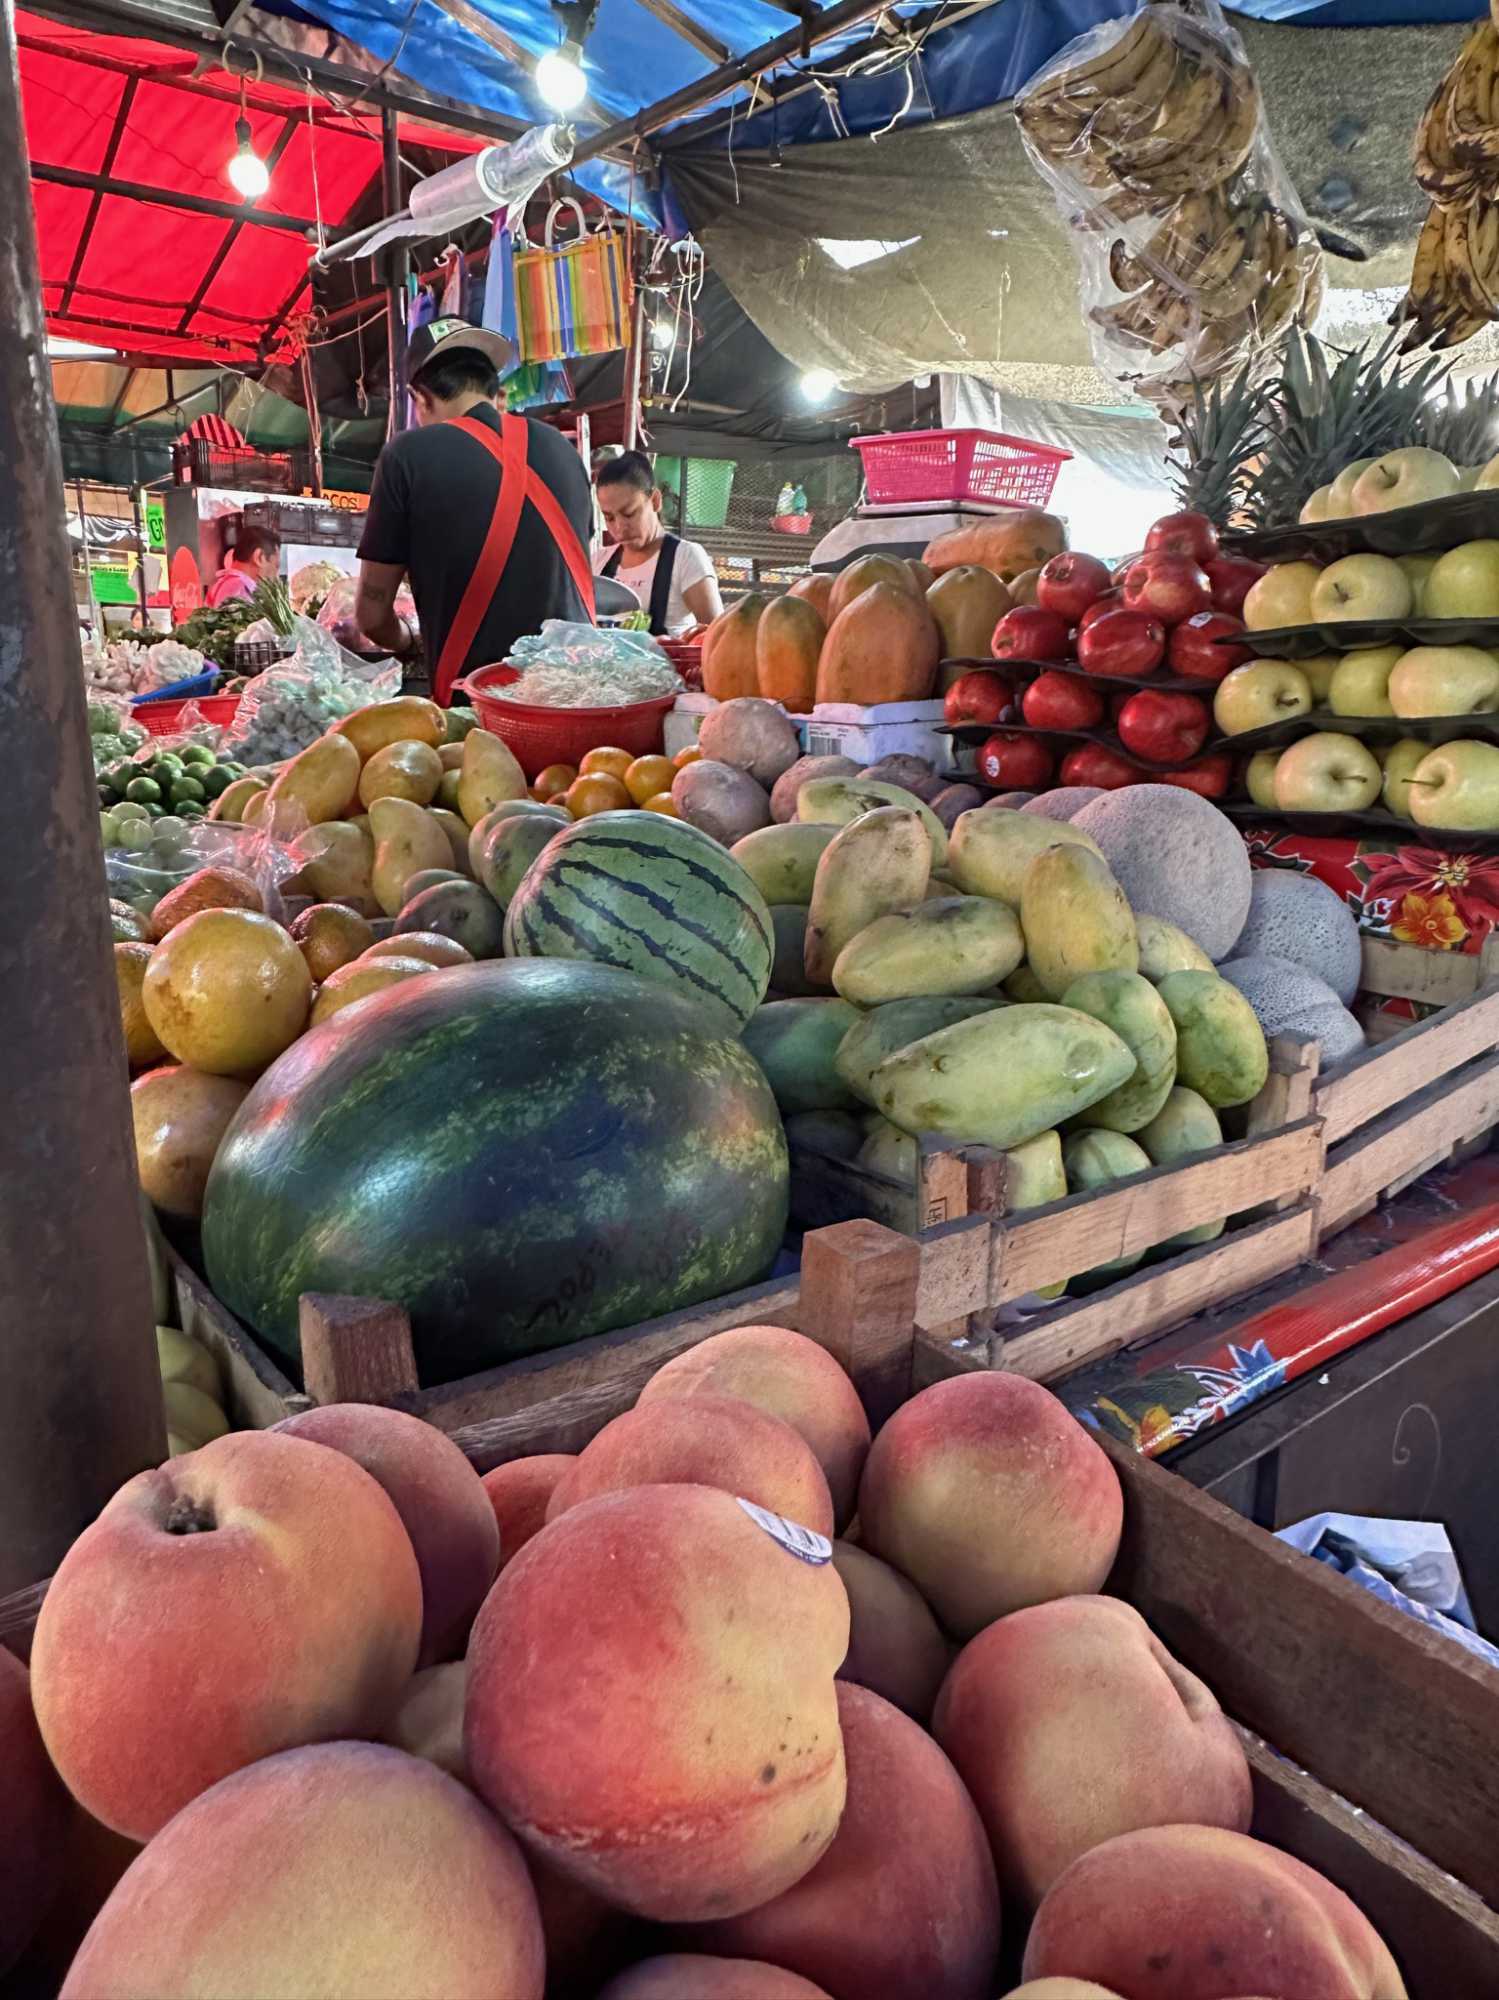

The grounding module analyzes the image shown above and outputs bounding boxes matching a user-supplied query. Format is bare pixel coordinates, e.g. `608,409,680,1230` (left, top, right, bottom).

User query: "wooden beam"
427,0,614,131
32,161,318,233
633,0,731,64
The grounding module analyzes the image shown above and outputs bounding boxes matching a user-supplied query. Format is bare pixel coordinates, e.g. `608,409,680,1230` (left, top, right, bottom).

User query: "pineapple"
1414,373,1499,481
1165,368,1270,528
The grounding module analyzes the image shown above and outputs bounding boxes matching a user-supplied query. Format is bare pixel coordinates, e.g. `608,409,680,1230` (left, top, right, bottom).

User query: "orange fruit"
623,753,675,805
642,791,681,817
115,941,166,1068
130,1065,251,1220
533,762,577,801
563,773,631,819
578,746,634,782
672,744,703,768
142,908,312,1077
289,903,376,983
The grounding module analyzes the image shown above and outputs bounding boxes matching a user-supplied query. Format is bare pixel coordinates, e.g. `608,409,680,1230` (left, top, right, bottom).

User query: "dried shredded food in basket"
492,624,679,708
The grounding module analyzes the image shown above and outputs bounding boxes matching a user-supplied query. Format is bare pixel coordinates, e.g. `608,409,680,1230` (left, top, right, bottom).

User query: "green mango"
1062,970,1177,1134
742,998,863,1116
835,996,1001,1105
1137,1086,1226,1248
831,896,1024,1005
472,814,564,912
1135,912,1213,980
1004,1129,1068,1298
797,776,948,868
1061,1129,1154,1284
1021,845,1138,1000
731,823,840,906
782,1109,864,1161
1156,971,1269,1110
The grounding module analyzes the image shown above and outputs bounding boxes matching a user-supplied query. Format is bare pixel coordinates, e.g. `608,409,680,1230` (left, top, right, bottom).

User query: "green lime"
180,744,215,766
112,800,149,823
201,766,233,798
124,777,162,806
170,776,206,805
219,761,246,778
99,810,120,846
177,800,206,820
116,818,153,852
106,761,136,793
149,754,183,782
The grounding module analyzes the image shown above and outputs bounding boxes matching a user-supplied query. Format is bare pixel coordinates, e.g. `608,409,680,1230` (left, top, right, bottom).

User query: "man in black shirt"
355,319,595,704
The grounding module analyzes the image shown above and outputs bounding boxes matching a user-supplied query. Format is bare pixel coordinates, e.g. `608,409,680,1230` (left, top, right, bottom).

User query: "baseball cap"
406,317,516,386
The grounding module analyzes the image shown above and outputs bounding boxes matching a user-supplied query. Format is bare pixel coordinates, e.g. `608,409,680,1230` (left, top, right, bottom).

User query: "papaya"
1020,845,1138,999
827,553,921,624
1061,1129,1154,1283
1135,912,1214,980
922,510,1066,580
264,731,360,831
831,896,1024,1005
948,808,1102,908
797,776,948,868
1155,971,1269,1109
1004,1130,1068,1298
858,1117,918,1182
816,584,940,706
741,998,862,1115
868,1003,1135,1151
804,807,930,985
835,996,1001,1104
926,566,1011,661
701,595,767,701
731,823,841,906
906,559,935,592
755,595,825,712
788,572,834,619
1137,1085,1227,1247
1062,970,1177,1134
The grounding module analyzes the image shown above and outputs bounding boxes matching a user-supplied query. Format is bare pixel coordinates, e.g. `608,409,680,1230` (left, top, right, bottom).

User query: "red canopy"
20,12,481,364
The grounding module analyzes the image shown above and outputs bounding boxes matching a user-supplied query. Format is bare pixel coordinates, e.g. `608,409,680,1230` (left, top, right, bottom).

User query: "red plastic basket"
452,665,676,779
851,429,1071,510
135,694,242,738
658,638,703,691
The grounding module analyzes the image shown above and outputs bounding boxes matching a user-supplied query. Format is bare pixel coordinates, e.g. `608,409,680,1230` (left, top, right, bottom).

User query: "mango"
456,728,527,827
1021,845,1138,999
869,1004,1134,1150
288,821,376,914
742,999,862,1116
805,807,930,985
1137,1085,1226,1247
472,813,565,911
770,905,822,996
831,896,1023,1005
369,798,455,917
331,694,445,760
1061,971,1176,1134
731,824,841,906
858,1118,918,1182
783,1108,863,1159
1003,963,1050,1003
835,997,1001,1105
797,778,947,869
1004,1130,1068,1298
1155,970,1269,1109
429,807,476,877
208,774,267,824
1135,912,1213,980
394,879,505,958
947,809,1102,908
264,730,360,831
1061,1129,1154,1282
358,738,443,809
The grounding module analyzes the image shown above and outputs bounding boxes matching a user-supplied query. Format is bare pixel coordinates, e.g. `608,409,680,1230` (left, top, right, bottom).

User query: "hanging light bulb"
800,368,838,404
226,78,270,200
536,40,588,112
650,318,675,351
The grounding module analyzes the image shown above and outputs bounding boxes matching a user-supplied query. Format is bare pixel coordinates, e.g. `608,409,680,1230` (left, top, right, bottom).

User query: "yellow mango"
358,739,444,810
804,806,930,985
331,695,444,761
289,821,376,913
1020,845,1138,999
264,731,360,832
208,775,267,824
429,807,476,877
456,728,527,827
369,797,455,916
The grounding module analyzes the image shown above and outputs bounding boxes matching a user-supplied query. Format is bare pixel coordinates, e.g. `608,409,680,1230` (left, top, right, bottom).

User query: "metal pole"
0,4,165,1596
623,280,646,452
382,107,409,439
75,477,95,646
131,485,150,630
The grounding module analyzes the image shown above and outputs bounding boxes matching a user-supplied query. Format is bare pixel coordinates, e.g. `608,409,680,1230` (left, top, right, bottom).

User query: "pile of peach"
4,1330,1406,1999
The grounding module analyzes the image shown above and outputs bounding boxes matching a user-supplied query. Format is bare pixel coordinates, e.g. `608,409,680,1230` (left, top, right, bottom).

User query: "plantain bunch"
1399,13,1499,350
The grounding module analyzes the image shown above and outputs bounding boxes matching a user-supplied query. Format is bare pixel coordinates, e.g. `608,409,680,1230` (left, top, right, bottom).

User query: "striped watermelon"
200,961,789,1385
503,811,774,1031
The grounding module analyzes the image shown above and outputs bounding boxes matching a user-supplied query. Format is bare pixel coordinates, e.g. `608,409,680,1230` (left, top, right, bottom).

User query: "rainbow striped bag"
513,199,633,364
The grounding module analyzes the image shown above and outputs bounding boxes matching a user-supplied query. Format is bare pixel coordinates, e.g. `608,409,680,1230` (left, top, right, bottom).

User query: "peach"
31,1431,422,1839
1022,1824,1407,1999
934,1596,1251,1903
481,1453,576,1570
1004,1986,1128,1998
691,1683,1001,2000
637,1325,871,1527
546,1395,835,1538
383,1662,467,1779
0,1648,70,1975
830,1541,950,1721
466,1483,849,1921
60,1743,544,1999
858,1374,1122,1637
274,1403,499,1663
600,1959,834,2000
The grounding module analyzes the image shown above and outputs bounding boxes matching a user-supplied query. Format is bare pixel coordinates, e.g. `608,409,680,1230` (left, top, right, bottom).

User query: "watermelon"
200,961,789,1385
503,810,774,1031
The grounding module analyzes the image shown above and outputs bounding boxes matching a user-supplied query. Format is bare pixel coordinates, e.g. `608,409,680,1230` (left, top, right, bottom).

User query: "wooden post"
0,9,166,1600
298,1295,420,1406
797,1220,919,1427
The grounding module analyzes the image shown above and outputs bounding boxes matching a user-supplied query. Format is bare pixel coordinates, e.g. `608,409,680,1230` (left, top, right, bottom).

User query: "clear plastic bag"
219,615,402,766
1015,2,1325,405
496,621,678,706
105,818,306,927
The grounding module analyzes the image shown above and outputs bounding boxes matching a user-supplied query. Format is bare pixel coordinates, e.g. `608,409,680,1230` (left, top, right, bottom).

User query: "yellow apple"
1382,738,1431,819
1408,741,1499,830
1327,457,1376,516
1310,554,1413,624
1351,448,1461,514
1245,750,1282,809
1388,645,1499,717
1424,540,1499,620
1213,661,1314,736
1244,561,1322,632
1299,654,1340,702
1398,553,1439,615
1328,646,1403,717
1299,485,1334,524
1273,732,1383,812
1475,452,1499,492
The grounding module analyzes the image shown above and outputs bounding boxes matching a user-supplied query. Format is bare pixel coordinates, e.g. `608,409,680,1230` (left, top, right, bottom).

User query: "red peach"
0,1648,70,1975
1005,1985,1128,1998
60,1743,544,1999
546,1395,835,1538
274,1402,499,1664
383,1662,467,1779
466,1484,850,1921
830,1542,950,1722
1022,1824,1407,1998
690,1683,1002,2000
481,1454,577,1570
600,1960,834,2000
857,1374,1122,1638
637,1325,871,1528
31,1431,422,1839
933,1596,1252,1902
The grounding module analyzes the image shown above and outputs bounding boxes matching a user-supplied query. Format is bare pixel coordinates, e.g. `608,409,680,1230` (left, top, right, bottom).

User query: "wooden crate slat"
1319,1052,1499,1240
1316,979,1499,1149
1360,934,1490,1010
169,1252,305,1428
1104,1435,1499,1910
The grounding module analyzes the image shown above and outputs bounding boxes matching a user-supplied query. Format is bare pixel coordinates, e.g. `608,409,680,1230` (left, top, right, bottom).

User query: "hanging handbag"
513,198,633,365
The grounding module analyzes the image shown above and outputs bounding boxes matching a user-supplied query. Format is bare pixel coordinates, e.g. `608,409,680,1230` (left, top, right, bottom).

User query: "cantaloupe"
827,555,921,624
1073,785,1251,965
923,511,1066,580
1220,954,1366,1063
1232,869,1361,1006
788,572,834,620
816,585,940,707
926,567,1010,661
756,597,825,713
702,596,768,701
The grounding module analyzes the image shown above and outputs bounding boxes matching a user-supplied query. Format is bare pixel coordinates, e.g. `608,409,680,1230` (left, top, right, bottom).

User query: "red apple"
1168,610,1252,682
1108,691,1132,725
1161,754,1232,798
1060,743,1138,790
991,606,1070,663
1036,552,1111,623
1145,510,1219,565
1117,689,1211,765
1077,589,1123,634
1205,552,1267,616
1076,608,1166,678
978,732,1053,790
1122,553,1212,626
1022,672,1104,732
943,671,1013,728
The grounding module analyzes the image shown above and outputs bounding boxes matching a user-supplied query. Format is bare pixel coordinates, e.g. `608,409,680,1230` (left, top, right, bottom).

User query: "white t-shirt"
599,537,715,636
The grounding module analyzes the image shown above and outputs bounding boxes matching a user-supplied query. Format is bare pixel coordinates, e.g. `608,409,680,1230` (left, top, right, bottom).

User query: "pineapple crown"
1415,374,1499,466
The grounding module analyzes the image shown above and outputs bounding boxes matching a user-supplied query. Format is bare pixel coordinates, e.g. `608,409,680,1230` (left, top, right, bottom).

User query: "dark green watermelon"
200,961,789,1385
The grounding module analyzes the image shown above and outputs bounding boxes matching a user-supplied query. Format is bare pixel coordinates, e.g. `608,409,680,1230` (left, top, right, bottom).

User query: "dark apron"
602,534,680,636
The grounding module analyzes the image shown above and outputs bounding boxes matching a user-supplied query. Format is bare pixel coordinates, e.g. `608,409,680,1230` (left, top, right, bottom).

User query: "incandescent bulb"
226,117,270,199
535,42,587,112
650,319,675,350
800,368,838,404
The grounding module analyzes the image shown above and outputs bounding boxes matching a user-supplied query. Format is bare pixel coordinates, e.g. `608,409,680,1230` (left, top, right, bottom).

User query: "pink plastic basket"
851,429,1071,510
135,694,241,738
452,664,676,779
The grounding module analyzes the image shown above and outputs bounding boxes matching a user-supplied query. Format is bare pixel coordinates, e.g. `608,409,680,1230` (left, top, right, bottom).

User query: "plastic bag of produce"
1014,1,1324,407
218,616,401,765
104,816,305,927
494,621,677,707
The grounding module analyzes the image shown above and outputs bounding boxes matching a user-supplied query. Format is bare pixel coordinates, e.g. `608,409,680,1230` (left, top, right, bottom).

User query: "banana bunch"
1399,18,1499,348
1094,199,1315,362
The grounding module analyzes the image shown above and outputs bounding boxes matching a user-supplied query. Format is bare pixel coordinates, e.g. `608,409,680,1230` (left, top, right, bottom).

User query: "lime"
201,766,233,798
180,744,215,766
125,777,162,805
177,800,206,820
219,761,245,778
142,801,165,819
113,800,149,824
149,755,183,783
170,776,206,805
99,810,121,846
116,818,152,852
106,761,136,793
